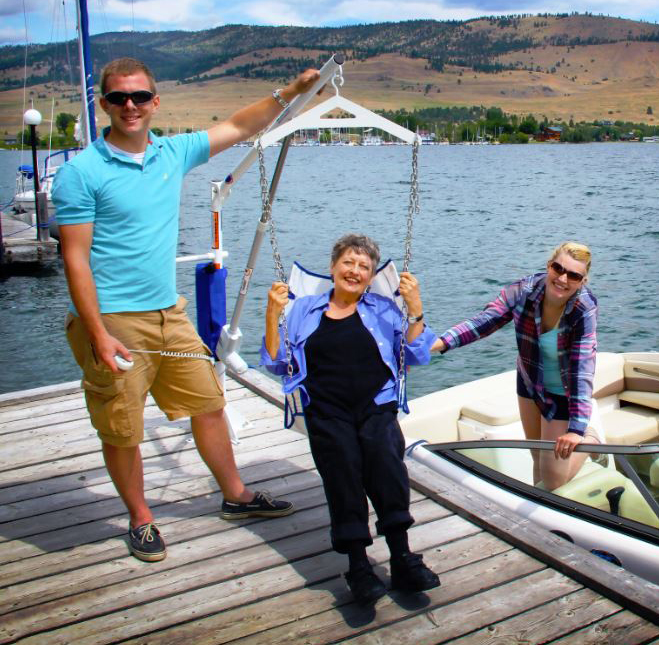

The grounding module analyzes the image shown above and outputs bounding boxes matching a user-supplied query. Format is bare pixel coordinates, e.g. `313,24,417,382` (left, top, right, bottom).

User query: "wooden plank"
308,569,580,645
0,391,85,417
119,531,510,645
0,395,279,469
0,463,326,586
0,380,81,407
0,383,256,435
0,483,330,614
0,492,433,616
0,413,286,506
0,439,315,560
0,406,287,486
406,457,659,623
0,421,192,476
208,547,548,645
550,610,659,643
0,416,290,513
0,393,86,427
1,223,58,265
0,479,427,593
0,375,243,408
0,419,286,518
4,513,472,644
0,424,300,524
229,367,285,409
448,588,623,644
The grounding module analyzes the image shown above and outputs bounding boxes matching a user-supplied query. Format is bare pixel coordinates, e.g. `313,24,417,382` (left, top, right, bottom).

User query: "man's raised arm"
207,68,320,157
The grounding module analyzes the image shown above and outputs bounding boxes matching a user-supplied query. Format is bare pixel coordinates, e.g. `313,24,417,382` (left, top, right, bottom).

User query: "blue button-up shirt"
261,290,437,408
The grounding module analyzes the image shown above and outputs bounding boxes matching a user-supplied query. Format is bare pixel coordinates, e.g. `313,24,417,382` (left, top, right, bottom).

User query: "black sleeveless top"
303,311,392,419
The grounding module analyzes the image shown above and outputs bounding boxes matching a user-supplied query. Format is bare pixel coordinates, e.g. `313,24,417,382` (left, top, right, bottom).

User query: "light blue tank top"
540,328,565,395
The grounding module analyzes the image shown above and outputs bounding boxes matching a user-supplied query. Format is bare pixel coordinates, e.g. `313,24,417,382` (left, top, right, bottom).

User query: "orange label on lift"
212,211,220,249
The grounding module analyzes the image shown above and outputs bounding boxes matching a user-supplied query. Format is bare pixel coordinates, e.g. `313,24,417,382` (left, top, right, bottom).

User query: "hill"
1,14,658,132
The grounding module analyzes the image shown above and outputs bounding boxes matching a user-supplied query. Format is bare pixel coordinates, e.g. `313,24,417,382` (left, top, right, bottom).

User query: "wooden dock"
1,371,658,644
0,213,58,267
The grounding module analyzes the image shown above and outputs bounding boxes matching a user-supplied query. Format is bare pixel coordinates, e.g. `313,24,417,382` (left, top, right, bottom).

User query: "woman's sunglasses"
549,260,584,282
103,90,154,106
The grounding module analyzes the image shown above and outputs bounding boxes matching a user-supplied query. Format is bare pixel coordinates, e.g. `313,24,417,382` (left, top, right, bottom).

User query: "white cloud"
102,0,217,30
0,0,42,18
5,0,659,47
241,1,310,26
332,1,481,22
0,26,27,43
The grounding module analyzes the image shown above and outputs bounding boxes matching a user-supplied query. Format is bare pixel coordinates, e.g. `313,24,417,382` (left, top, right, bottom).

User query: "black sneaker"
345,567,387,605
128,523,166,562
220,490,295,520
390,552,440,592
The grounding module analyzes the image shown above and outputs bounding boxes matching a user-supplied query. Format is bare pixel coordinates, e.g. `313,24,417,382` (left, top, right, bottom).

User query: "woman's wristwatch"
407,312,424,323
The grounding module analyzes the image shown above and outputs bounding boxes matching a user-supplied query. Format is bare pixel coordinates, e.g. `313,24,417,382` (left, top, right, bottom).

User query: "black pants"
305,405,414,554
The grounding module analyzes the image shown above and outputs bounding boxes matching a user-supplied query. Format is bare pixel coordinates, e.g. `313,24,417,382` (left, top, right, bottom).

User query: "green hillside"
3,14,659,90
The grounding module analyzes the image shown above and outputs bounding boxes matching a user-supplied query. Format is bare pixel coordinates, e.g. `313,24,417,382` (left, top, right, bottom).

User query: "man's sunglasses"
103,90,155,106
549,260,584,282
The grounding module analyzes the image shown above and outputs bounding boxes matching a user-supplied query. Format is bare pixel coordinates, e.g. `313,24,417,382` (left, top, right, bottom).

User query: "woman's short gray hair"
330,234,380,275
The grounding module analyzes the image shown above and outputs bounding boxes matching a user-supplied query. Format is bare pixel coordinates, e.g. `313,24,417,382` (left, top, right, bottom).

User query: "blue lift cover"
195,262,227,358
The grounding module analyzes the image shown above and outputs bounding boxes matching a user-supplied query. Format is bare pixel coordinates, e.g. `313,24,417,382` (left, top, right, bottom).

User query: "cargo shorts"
65,296,226,447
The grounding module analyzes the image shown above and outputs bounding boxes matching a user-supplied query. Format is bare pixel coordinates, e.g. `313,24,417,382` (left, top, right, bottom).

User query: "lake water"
1,143,657,397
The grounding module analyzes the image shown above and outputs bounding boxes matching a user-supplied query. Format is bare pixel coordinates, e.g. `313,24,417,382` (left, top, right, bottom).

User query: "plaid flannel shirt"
439,272,598,435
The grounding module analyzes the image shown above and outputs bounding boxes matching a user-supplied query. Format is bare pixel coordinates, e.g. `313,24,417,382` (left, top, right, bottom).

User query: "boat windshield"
425,440,659,538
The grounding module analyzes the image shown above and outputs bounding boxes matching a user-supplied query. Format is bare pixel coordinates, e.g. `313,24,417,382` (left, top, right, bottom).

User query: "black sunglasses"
103,90,154,106
549,260,584,282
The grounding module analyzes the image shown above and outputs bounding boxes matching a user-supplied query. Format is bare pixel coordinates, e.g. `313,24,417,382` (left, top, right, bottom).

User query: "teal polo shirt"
52,128,210,313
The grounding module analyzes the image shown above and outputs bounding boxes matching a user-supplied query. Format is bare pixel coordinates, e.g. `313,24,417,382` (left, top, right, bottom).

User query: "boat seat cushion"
619,390,659,411
461,392,520,426
552,463,659,528
601,406,659,445
592,352,625,398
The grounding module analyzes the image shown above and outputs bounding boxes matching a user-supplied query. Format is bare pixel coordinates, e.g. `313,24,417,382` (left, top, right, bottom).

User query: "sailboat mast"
75,0,96,145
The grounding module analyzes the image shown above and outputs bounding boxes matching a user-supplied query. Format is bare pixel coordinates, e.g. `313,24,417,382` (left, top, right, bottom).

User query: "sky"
3,0,659,46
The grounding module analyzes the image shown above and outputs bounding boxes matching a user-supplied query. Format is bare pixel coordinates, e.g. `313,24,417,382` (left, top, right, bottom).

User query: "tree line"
6,107,658,149
377,106,659,143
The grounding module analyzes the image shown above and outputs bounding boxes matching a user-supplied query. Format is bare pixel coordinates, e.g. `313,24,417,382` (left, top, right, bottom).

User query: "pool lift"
200,53,422,438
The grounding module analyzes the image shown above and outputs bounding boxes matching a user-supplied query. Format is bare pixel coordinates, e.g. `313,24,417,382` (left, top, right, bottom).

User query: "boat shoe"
390,552,440,592
345,566,387,605
220,490,295,519
128,523,166,562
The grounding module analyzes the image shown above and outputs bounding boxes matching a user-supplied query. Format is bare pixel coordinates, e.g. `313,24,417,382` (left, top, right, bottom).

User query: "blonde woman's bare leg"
539,417,588,490
518,396,542,483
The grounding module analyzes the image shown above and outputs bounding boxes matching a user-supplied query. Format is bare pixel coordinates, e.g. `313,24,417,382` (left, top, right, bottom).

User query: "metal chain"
257,140,294,377
398,137,420,393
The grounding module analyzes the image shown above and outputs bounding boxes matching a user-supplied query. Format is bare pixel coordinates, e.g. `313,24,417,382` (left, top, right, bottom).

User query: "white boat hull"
408,442,659,584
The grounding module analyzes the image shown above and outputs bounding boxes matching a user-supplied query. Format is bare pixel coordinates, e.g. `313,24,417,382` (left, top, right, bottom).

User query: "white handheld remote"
114,355,134,371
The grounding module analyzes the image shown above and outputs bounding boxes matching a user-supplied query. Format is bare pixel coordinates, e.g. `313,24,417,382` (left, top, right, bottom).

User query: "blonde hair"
549,241,592,274
100,58,157,95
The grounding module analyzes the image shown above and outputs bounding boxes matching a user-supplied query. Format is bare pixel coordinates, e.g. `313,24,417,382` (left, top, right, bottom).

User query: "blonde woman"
433,242,599,489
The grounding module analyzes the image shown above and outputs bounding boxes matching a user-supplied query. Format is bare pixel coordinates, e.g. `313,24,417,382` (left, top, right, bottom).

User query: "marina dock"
1,371,657,644
0,214,57,267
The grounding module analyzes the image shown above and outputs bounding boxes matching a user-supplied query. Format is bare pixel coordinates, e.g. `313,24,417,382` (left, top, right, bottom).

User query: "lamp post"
23,108,49,242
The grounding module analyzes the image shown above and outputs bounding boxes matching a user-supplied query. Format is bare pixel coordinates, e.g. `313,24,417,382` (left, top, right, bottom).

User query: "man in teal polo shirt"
52,57,319,562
